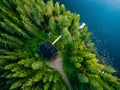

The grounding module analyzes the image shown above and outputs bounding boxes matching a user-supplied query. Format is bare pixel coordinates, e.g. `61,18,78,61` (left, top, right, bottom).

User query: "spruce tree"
0,0,120,90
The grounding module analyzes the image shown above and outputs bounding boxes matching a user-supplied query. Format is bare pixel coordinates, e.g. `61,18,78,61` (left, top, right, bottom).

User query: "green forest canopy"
0,0,120,90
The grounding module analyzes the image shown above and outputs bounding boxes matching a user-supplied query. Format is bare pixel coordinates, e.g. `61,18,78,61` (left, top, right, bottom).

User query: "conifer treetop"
0,0,120,90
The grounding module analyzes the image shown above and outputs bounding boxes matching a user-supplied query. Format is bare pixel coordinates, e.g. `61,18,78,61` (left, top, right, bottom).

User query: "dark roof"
38,41,58,60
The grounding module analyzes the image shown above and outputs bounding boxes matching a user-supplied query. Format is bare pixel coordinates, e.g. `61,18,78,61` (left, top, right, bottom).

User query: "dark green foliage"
0,0,120,90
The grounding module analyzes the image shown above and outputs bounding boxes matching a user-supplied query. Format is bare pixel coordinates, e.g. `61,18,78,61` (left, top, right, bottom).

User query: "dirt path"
50,57,73,90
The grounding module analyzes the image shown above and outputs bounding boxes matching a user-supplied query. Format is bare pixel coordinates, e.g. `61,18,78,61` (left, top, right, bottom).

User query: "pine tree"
0,0,120,90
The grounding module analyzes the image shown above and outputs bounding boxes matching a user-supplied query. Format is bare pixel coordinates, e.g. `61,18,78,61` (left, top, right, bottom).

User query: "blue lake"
54,0,120,76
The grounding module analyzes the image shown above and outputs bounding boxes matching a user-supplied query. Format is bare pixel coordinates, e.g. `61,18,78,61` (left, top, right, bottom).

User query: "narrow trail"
50,57,73,90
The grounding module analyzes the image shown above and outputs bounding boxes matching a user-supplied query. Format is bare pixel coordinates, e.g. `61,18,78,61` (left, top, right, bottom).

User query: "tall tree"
0,0,120,90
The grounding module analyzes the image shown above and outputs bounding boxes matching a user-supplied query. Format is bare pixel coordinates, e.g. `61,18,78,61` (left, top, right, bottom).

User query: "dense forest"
0,0,120,90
